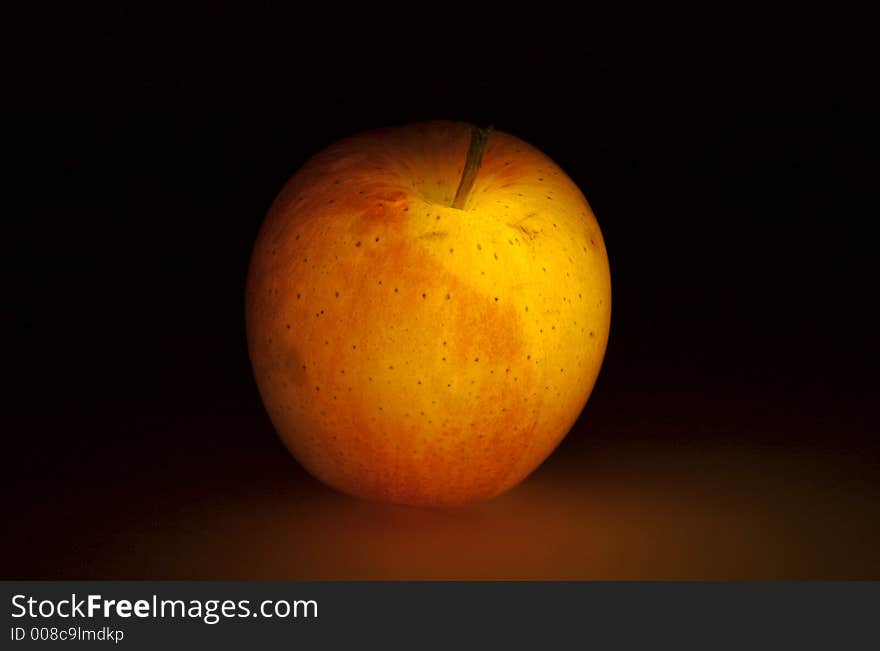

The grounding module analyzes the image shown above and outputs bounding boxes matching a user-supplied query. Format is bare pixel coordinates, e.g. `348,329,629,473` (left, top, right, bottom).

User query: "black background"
4,2,880,578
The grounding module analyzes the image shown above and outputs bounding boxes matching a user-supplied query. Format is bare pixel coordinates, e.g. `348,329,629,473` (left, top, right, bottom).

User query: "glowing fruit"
246,121,610,505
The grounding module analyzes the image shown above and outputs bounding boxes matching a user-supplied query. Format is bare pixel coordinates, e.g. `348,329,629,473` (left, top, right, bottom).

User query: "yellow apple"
246,120,611,506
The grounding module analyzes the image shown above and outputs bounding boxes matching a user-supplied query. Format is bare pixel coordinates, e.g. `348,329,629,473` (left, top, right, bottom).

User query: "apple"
246,120,611,506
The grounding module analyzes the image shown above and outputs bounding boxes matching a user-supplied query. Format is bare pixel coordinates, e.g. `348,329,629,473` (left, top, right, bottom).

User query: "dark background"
4,2,879,578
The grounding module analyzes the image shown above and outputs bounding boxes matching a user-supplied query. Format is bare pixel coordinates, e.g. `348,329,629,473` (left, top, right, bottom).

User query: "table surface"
8,390,878,580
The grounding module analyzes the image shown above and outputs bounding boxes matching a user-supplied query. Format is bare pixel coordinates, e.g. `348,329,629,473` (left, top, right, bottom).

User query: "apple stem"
452,124,493,210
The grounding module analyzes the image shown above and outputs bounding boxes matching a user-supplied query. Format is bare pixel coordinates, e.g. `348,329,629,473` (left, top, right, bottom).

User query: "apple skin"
246,121,611,506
